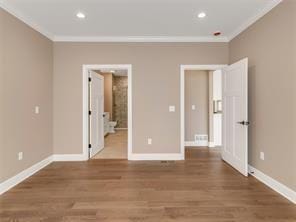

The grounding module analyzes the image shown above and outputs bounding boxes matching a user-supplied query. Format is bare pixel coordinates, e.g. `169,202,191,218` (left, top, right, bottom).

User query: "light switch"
169,106,175,112
148,138,152,145
192,105,196,110
35,106,40,114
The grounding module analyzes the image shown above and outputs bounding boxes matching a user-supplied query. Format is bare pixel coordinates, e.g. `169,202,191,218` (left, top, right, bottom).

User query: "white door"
222,58,249,176
89,71,104,158
213,70,222,146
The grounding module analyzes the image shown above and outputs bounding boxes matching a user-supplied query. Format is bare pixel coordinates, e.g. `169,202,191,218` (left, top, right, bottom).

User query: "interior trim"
53,36,229,43
249,165,296,204
228,0,282,41
0,156,53,195
0,0,283,43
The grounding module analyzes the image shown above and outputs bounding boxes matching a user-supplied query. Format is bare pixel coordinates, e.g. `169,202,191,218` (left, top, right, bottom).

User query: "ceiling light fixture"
198,12,206,19
76,12,86,19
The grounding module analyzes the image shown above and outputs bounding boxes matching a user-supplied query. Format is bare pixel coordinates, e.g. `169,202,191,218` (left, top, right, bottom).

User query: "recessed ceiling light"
198,12,206,19
76,12,86,19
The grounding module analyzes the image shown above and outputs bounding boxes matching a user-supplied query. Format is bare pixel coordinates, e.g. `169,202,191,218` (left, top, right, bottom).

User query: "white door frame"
82,64,132,160
180,65,227,159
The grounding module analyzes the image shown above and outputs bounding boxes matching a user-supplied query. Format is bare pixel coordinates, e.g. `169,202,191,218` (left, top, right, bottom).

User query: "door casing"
83,64,132,160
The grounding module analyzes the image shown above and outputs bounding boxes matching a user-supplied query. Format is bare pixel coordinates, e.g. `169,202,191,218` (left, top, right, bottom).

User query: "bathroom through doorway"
85,65,132,160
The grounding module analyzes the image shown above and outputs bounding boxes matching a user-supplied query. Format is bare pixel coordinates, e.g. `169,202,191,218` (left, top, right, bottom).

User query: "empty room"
0,0,295,221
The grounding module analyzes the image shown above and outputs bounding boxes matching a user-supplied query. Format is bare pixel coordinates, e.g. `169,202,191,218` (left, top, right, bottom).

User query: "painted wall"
53,43,228,154
229,0,296,191
0,9,53,182
185,70,209,142
113,76,128,128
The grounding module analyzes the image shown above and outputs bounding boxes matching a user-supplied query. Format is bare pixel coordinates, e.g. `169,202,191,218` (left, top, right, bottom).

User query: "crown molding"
1,0,282,43
0,1,54,40
228,0,282,41
53,36,229,43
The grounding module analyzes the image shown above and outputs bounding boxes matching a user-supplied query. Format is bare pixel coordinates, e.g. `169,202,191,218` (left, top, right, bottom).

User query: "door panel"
89,71,104,158
222,58,248,176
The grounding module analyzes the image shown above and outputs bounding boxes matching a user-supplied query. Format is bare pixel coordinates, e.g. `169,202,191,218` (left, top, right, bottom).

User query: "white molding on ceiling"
228,0,282,41
0,1,54,40
53,36,229,43
0,0,282,43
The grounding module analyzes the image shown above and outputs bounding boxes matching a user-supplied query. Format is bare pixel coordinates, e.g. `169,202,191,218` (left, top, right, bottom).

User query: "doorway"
180,61,249,176
82,65,132,160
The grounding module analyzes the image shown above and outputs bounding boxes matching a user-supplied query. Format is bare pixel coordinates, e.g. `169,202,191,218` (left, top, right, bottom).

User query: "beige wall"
185,70,209,141
53,43,228,154
229,0,296,191
101,73,113,119
0,9,53,182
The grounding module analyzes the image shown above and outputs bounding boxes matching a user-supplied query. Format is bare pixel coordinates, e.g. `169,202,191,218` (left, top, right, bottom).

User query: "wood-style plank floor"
0,148,295,222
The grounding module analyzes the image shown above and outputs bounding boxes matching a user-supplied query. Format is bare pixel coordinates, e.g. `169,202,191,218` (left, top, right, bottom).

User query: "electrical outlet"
169,106,175,112
192,105,196,110
260,152,265,160
18,152,23,160
148,138,152,145
35,106,40,114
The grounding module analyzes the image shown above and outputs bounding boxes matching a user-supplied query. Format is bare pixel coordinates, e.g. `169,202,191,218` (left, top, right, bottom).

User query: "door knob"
237,121,250,126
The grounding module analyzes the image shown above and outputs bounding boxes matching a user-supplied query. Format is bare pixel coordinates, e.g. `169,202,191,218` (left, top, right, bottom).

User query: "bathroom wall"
185,70,209,142
101,73,113,119
113,76,128,128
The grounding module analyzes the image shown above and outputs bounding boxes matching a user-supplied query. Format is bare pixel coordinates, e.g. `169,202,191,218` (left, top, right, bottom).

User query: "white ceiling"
0,0,282,42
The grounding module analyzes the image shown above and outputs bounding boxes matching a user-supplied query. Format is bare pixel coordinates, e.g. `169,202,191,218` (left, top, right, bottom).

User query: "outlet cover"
260,152,265,160
169,106,175,112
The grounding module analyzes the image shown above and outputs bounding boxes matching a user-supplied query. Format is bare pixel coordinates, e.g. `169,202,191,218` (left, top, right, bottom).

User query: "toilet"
109,121,117,133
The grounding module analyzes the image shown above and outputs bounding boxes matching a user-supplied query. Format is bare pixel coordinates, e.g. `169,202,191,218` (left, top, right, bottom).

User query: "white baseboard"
53,154,87,161
115,128,128,130
248,165,296,204
208,142,216,148
129,153,184,161
185,141,209,147
0,156,53,195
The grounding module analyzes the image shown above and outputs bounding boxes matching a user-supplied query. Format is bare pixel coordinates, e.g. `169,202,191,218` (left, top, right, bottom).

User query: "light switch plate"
148,138,152,145
260,152,265,160
18,152,23,160
169,106,175,112
35,106,40,114
192,105,196,110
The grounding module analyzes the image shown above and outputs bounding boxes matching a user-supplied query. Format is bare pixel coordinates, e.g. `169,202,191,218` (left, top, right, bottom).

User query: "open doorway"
82,65,132,160
183,68,223,149
181,61,249,176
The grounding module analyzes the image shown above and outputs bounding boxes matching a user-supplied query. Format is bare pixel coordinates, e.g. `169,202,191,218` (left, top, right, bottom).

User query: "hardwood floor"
0,148,295,222
93,130,127,159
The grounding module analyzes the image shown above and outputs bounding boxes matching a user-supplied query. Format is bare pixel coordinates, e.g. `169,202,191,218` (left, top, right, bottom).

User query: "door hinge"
88,77,92,82
89,110,92,115
88,144,92,149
